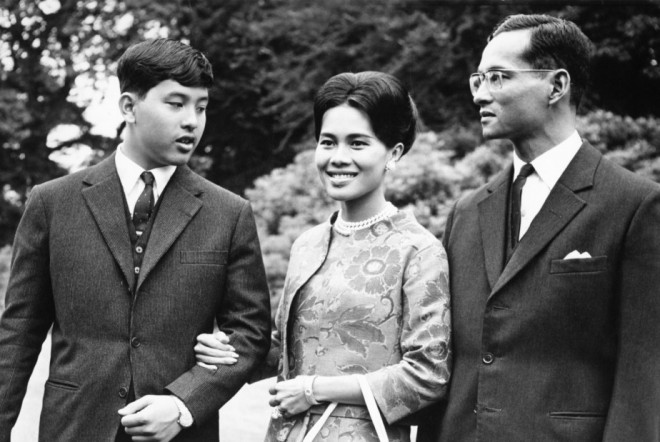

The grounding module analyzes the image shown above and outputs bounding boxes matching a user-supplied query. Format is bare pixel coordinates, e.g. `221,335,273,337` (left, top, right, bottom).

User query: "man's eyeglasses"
469,69,555,96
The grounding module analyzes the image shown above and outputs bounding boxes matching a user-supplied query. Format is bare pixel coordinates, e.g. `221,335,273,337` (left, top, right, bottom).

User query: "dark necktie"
510,163,535,248
132,171,155,236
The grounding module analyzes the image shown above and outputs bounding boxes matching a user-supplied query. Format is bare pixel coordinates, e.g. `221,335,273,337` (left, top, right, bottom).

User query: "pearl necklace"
334,202,398,236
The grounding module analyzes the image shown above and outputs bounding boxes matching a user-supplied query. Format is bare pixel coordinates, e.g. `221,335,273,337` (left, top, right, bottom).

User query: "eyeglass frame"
469,69,561,96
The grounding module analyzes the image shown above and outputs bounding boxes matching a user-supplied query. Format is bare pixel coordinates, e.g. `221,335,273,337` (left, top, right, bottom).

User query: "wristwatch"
172,396,194,428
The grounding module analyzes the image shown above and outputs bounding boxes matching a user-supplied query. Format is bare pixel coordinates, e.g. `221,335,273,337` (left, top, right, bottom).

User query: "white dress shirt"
114,145,177,216
513,131,582,239
114,145,194,424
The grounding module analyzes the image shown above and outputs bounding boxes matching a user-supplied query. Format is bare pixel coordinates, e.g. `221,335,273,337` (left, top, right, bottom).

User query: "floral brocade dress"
265,210,451,442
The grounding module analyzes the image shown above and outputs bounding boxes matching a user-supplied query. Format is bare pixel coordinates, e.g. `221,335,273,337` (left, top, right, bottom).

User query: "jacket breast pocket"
180,250,228,266
45,378,80,392
550,256,607,274
549,411,606,442
549,411,606,419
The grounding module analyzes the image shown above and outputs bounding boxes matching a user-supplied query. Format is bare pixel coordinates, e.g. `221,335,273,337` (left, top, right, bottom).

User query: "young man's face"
124,79,208,170
473,29,552,144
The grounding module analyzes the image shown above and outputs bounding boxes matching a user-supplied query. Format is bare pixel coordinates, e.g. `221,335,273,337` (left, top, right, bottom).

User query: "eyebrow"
477,66,505,73
164,92,209,102
319,132,374,139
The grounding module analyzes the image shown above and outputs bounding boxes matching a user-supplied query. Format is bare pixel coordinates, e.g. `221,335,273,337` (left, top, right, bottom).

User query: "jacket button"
135,246,144,254
134,266,140,274
482,353,495,364
118,387,128,398
131,337,141,348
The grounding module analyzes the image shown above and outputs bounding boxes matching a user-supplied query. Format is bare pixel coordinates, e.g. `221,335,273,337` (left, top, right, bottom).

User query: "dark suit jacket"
418,142,660,442
0,155,271,442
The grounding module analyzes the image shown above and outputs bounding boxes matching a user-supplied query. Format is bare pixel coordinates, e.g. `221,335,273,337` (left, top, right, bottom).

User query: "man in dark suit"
418,14,660,442
0,39,271,441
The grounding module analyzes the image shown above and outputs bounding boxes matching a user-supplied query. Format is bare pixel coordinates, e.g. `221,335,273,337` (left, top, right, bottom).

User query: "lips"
326,170,358,185
480,110,496,118
175,135,196,150
327,171,358,179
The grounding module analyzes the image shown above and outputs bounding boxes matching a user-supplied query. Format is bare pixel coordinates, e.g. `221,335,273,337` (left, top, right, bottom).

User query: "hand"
195,330,238,370
118,395,182,442
269,376,313,417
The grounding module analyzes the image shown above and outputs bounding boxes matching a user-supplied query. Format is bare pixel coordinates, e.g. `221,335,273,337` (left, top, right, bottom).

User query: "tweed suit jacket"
418,142,660,442
0,154,271,442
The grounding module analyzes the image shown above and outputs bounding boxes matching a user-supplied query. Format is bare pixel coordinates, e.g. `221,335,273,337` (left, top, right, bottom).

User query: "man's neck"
512,119,577,163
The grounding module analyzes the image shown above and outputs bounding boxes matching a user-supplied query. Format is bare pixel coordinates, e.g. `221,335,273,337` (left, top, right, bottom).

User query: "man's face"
124,79,208,170
473,29,551,144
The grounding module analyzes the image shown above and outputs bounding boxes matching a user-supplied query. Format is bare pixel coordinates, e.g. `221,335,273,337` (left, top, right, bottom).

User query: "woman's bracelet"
303,375,321,406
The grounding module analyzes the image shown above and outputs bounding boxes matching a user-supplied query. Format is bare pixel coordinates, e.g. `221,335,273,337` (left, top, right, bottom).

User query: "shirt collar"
114,144,177,198
513,130,582,189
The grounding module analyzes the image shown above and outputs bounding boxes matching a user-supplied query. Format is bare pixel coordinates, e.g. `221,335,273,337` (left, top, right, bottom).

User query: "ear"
548,69,571,106
390,143,404,162
119,92,138,124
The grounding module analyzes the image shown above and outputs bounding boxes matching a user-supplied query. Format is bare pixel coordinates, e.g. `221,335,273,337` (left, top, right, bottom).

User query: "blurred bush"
580,110,660,182
0,246,11,313
247,110,660,314
1,111,659,318
246,128,512,302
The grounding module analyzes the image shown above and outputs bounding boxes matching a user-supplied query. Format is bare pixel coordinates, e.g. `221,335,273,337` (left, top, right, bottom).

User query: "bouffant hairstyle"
313,71,418,155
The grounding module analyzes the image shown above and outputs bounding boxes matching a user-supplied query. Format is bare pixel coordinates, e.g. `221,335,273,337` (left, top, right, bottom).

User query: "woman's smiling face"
315,104,395,212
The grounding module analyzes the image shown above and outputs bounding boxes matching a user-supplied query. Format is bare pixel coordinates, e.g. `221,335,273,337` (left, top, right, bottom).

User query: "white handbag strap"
301,402,338,442
356,374,389,442
301,375,388,442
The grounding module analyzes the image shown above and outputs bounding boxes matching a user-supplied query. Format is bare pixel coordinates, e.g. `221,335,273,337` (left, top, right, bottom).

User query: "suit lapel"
81,154,134,285
284,227,332,304
478,166,512,290
136,166,202,291
490,142,601,298
280,221,332,378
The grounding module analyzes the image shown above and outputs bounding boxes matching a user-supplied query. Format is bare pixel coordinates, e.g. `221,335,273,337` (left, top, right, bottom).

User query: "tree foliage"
1,1,659,247
0,0,174,244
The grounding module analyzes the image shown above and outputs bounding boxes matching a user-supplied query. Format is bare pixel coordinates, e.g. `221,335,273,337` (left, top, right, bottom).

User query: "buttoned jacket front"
0,154,271,442
418,142,660,442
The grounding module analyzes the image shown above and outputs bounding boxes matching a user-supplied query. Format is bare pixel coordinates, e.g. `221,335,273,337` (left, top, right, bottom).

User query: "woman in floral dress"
195,71,451,441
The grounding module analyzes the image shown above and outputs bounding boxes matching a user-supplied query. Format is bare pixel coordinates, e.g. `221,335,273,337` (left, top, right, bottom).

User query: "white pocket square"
563,250,592,260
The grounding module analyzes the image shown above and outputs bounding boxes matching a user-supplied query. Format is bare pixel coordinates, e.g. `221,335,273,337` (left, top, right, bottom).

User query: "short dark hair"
117,39,214,97
313,71,418,155
489,14,594,107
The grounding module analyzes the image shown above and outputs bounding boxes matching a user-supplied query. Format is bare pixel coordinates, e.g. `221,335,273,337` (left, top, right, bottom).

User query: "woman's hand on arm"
269,377,312,417
194,331,239,370
270,375,364,417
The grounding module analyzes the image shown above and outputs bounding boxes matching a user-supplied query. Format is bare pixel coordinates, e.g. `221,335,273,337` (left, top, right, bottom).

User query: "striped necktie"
132,171,155,236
